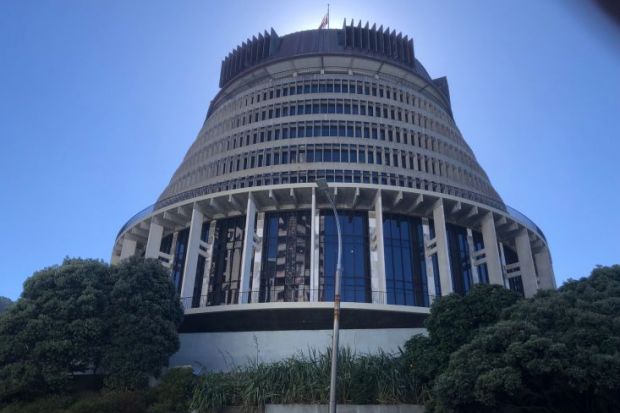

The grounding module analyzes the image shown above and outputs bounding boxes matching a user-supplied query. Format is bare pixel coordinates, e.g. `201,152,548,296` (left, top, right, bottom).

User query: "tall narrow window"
192,221,211,308
260,211,312,303
472,231,489,284
446,223,473,295
319,211,370,303
207,216,246,305
383,214,429,306
171,228,190,293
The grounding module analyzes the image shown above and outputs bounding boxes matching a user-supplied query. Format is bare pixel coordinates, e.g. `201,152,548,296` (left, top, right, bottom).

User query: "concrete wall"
171,328,426,372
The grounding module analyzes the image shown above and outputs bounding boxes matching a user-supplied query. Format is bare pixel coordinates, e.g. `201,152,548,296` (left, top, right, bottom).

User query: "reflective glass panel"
319,210,370,303
259,211,312,302
383,214,429,306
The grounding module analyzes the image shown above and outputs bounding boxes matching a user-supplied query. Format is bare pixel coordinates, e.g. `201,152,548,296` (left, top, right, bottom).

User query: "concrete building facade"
112,21,555,371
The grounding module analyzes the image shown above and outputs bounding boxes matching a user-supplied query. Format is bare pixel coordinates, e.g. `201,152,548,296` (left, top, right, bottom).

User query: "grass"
190,348,423,412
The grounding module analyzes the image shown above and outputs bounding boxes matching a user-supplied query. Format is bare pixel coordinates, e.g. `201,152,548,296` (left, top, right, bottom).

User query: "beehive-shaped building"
112,21,555,370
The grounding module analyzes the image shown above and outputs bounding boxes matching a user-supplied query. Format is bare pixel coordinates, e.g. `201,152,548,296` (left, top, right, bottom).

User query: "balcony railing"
179,287,434,310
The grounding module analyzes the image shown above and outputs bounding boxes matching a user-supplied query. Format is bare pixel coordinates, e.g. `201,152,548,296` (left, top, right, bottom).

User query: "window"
473,231,489,284
383,214,429,306
171,228,190,293
259,211,312,303
207,216,246,305
446,223,473,295
319,211,370,303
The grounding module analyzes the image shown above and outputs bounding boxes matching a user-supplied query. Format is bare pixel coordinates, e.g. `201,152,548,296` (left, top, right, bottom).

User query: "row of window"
212,75,451,130
188,119,480,181
157,168,505,213
224,98,451,139
171,213,490,308
174,144,488,198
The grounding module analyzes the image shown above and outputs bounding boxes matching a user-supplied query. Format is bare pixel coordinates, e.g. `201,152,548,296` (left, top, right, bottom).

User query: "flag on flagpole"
318,12,329,29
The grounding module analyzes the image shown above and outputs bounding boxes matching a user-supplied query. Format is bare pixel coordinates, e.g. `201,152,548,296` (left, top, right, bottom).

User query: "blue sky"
1,0,619,300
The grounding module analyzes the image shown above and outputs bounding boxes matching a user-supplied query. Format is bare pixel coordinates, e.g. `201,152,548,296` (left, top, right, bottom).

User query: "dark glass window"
208,216,245,305
191,221,212,307
504,245,519,264
260,211,312,303
472,231,489,284
383,214,429,306
171,228,190,293
446,223,473,295
319,211,371,303
508,276,524,297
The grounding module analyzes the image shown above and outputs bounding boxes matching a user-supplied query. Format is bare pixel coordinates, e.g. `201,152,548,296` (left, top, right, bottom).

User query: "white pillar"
239,194,257,304
534,247,556,290
515,228,538,298
432,199,453,295
498,242,508,287
119,237,137,261
145,220,164,259
180,205,204,300
421,217,437,302
310,188,320,301
250,212,265,303
369,190,387,304
481,212,503,286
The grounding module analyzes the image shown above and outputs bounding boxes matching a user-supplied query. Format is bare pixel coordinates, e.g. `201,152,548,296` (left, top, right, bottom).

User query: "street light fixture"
316,178,342,413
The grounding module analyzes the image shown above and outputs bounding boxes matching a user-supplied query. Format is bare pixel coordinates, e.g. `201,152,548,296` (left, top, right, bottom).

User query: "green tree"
0,259,110,400
0,297,13,313
102,257,184,390
0,257,184,401
403,284,520,390
432,265,620,413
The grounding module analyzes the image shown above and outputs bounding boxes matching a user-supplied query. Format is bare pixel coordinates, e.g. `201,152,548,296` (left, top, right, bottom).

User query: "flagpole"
327,4,330,29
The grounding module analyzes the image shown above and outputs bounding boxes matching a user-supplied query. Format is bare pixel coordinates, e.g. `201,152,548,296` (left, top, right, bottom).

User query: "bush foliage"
0,257,183,402
431,265,620,413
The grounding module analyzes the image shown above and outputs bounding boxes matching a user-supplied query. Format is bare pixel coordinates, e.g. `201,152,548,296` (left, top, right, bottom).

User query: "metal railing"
505,205,547,242
179,288,434,310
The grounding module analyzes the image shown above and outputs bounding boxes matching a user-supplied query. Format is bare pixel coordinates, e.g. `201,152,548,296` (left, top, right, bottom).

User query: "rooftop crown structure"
112,21,555,370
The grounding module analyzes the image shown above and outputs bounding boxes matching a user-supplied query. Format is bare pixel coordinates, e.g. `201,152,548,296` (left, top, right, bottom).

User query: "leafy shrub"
66,391,148,413
148,367,198,413
0,395,74,413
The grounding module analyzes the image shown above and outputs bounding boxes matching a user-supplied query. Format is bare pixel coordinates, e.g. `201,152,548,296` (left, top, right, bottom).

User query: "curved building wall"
112,23,555,371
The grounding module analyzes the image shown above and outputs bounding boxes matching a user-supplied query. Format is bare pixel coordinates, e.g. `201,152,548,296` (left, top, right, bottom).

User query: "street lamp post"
316,179,342,413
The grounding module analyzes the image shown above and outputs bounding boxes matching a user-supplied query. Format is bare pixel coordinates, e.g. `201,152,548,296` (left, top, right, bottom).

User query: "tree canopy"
403,284,520,388
0,257,183,402
431,265,620,413
0,297,13,314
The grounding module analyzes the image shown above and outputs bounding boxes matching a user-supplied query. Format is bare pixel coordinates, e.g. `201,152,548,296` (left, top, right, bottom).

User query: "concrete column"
481,212,504,286
180,205,204,300
250,212,265,303
534,248,556,290
498,242,508,287
515,228,538,298
239,194,257,304
369,190,387,304
310,188,320,301
119,237,137,261
421,217,437,302
432,199,453,295
145,220,164,259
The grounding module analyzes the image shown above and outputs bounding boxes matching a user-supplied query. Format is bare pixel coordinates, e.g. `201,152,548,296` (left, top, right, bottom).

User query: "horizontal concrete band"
179,306,428,333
